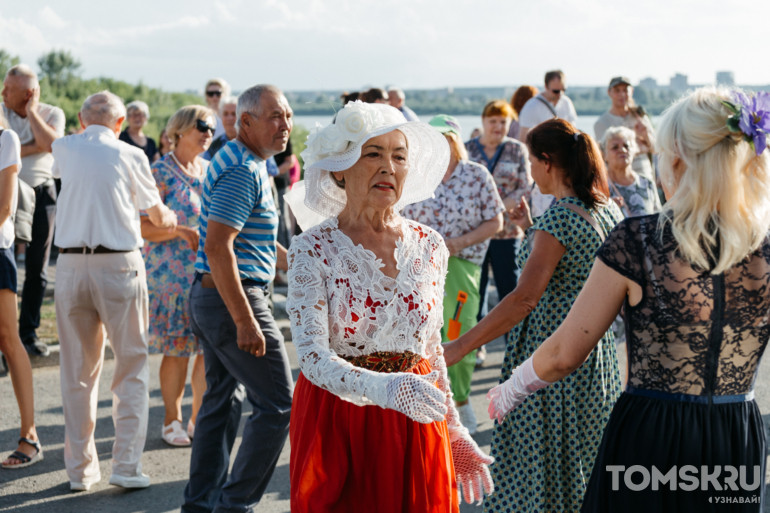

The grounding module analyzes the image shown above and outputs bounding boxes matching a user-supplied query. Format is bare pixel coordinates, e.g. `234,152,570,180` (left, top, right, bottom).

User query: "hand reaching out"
509,196,533,231
451,436,494,504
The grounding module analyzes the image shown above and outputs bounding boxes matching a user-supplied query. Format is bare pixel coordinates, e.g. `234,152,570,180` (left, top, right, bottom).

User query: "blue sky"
0,0,766,93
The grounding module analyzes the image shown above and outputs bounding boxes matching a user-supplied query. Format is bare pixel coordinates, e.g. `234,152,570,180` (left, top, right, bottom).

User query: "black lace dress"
581,214,769,512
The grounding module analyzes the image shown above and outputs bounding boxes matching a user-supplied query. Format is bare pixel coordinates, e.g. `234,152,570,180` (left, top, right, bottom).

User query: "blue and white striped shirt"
195,140,278,283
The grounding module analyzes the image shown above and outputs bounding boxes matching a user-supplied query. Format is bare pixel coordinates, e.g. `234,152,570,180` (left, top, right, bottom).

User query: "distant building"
670,73,688,91
716,71,735,86
639,77,658,90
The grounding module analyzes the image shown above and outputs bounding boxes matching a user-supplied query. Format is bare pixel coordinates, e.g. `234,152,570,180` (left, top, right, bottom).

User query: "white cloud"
39,6,67,29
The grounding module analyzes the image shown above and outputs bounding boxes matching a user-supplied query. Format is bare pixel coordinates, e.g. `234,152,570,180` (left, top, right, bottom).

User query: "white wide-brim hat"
295,101,449,224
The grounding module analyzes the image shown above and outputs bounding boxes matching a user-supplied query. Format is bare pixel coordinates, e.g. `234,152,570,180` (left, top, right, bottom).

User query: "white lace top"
287,216,466,440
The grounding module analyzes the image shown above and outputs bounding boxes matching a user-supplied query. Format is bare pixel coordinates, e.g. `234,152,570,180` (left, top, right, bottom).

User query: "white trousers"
55,250,150,485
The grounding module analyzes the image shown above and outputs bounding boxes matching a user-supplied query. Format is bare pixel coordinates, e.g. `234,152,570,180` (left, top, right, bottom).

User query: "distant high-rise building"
670,73,689,91
639,77,658,90
716,71,735,86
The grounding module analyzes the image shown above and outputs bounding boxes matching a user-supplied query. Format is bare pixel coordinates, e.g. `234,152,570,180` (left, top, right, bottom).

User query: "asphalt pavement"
1,276,770,512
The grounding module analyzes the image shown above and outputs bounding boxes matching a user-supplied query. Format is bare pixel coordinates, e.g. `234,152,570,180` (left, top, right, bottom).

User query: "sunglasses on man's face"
551,89,565,94
206,90,222,97
196,119,215,134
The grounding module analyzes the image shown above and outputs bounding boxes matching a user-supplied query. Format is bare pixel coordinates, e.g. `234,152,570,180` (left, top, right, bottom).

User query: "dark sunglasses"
206,90,222,97
551,88,565,94
196,119,215,134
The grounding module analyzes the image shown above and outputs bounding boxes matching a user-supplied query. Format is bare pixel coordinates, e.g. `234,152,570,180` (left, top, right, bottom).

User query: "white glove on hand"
451,437,494,504
487,356,552,423
367,370,448,424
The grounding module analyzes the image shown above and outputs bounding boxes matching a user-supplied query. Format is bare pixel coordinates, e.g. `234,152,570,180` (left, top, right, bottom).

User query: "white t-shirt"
518,93,578,129
52,124,162,250
2,103,65,187
0,130,20,249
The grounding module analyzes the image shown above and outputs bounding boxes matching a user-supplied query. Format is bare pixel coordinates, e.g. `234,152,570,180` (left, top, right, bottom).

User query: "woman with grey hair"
119,100,157,163
601,126,661,218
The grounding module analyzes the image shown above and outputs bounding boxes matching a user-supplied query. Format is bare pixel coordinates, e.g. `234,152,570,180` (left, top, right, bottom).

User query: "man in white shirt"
1,64,65,357
388,86,419,121
52,91,177,492
517,70,578,141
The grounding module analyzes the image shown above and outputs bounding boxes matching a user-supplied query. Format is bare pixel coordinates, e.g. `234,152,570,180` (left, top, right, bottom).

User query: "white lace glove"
451,436,494,504
366,370,448,424
487,356,552,423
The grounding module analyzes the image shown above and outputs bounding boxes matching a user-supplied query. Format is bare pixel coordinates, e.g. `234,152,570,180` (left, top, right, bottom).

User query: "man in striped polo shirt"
182,84,294,513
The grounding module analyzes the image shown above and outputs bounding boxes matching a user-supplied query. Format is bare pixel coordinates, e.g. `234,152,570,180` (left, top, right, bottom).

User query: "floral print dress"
142,154,204,357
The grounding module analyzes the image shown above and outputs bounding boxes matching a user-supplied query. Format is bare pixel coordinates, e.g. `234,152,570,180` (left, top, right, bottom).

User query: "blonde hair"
165,105,215,149
657,86,770,274
444,132,468,162
205,78,231,97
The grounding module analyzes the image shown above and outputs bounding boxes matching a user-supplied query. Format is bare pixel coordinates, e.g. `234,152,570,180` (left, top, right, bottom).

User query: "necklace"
170,151,202,179
168,152,202,190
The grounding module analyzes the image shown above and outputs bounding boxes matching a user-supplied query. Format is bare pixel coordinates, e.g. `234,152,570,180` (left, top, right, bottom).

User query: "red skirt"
290,356,459,513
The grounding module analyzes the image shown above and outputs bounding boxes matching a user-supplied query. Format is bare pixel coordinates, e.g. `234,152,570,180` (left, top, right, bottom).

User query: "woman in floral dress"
141,105,214,447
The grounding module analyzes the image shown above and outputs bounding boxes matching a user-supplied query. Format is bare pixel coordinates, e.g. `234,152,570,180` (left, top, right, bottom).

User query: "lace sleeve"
423,237,469,442
596,216,646,286
287,233,393,406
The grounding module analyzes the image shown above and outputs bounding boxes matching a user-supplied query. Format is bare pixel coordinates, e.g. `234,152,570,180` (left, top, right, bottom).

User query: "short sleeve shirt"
0,130,20,248
195,139,278,283
2,103,65,187
52,124,161,250
402,160,504,265
465,137,532,239
518,94,578,129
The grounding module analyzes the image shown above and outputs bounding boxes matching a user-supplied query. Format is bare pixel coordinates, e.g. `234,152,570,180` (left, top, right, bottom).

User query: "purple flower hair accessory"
722,91,770,156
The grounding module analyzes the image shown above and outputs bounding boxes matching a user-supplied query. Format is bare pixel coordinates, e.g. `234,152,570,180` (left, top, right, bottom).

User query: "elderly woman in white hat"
286,101,493,512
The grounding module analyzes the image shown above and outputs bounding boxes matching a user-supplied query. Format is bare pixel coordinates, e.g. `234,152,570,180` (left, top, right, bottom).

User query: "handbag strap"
561,201,606,242
535,96,559,118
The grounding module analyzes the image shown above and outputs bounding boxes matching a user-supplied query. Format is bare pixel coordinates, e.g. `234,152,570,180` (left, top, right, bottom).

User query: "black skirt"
581,390,766,512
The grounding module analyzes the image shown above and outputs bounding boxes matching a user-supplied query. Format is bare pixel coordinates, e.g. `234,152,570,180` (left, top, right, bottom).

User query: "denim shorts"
0,246,17,292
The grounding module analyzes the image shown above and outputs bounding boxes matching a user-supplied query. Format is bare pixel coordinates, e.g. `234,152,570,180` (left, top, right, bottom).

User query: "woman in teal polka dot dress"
445,119,624,512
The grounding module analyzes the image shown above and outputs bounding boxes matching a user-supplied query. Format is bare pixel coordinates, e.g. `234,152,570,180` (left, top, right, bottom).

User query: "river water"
294,114,660,141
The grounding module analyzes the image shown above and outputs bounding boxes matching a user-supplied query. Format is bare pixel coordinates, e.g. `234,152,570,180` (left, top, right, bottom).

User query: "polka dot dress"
483,197,623,513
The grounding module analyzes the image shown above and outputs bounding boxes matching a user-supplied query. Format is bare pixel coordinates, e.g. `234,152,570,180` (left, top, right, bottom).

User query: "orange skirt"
290,357,459,513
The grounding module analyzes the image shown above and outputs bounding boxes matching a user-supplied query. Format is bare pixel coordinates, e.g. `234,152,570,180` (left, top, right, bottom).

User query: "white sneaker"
475,346,487,368
109,473,150,489
456,403,478,435
70,480,97,492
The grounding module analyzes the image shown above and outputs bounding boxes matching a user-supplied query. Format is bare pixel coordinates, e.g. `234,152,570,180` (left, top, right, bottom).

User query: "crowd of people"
1,62,769,513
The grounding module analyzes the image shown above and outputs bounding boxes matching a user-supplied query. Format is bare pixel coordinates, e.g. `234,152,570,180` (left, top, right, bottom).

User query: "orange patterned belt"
341,351,423,373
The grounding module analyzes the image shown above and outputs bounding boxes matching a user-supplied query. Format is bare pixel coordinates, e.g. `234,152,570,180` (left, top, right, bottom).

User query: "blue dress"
142,154,204,357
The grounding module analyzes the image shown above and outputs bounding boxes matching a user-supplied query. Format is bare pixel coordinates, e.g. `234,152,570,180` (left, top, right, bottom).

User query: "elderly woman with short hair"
287,101,493,511
466,100,533,322
119,100,157,163
600,126,661,218
141,105,214,447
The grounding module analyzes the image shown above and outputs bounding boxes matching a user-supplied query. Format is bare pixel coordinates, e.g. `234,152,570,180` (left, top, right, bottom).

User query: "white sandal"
187,419,195,440
161,420,191,447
